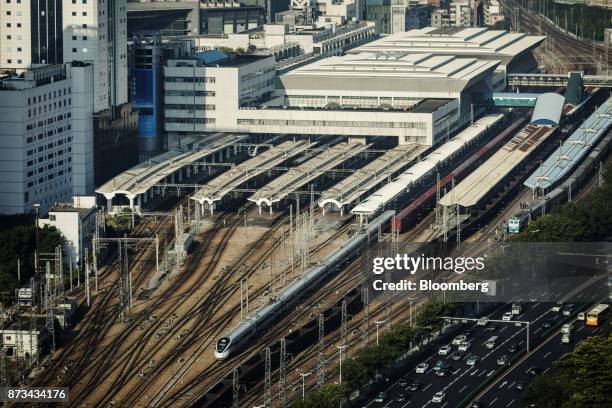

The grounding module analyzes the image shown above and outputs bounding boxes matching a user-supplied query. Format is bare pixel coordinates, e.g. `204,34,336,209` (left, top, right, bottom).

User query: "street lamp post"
337,345,348,384
300,372,312,400
374,320,386,346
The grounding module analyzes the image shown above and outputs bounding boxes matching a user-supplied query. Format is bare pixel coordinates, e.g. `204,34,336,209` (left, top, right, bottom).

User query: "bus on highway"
585,304,609,326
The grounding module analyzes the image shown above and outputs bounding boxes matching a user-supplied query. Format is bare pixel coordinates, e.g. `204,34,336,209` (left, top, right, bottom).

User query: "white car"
458,341,471,352
452,335,467,345
502,312,513,321
561,323,574,334
561,333,571,344
432,392,446,403
415,362,429,374
552,303,563,312
438,345,452,356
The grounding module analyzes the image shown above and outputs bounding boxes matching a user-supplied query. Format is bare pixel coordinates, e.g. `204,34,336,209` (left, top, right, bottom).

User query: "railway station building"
162,27,545,147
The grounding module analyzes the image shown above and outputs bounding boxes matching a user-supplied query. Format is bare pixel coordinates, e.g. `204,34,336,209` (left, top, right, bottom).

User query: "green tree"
523,336,612,408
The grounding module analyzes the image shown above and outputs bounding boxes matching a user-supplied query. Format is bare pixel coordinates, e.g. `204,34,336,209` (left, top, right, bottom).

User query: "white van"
485,336,499,349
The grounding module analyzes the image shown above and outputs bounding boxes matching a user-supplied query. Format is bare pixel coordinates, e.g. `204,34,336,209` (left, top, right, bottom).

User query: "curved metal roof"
530,93,565,126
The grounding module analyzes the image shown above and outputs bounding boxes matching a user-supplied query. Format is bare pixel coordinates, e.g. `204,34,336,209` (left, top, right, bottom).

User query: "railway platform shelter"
96,133,247,212
351,114,505,218
190,140,312,214
439,123,557,209
525,96,612,191
248,143,368,213
318,144,426,215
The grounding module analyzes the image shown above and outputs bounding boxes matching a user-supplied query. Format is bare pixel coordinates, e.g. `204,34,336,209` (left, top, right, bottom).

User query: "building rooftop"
278,52,500,94
348,27,545,64
167,53,272,68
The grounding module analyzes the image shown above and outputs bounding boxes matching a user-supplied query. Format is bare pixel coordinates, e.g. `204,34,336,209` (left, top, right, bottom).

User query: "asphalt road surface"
364,278,607,408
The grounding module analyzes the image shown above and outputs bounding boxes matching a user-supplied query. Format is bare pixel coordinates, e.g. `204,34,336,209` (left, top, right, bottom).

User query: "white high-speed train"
214,210,395,359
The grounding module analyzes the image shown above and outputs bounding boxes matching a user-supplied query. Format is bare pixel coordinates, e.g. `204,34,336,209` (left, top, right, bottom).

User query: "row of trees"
514,166,612,242
293,302,457,408
523,335,612,407
0,215,63,302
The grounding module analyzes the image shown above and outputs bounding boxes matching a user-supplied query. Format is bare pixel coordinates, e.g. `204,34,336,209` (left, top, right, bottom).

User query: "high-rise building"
0,63,94,214
1,0,128,113
128,36,194,159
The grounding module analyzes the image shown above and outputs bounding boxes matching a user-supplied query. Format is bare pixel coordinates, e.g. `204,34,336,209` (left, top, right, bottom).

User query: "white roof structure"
190,140,313,206
318,144,426,212
248,143,368,209
351,114,505,215
525,96,612,190
278,51,500,94
348,27,546,67
440,124,556,208
96,133,246,198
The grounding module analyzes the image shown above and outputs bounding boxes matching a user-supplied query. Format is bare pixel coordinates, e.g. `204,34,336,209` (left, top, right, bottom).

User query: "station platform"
248,143,368,213
351,114,505,216
318,144,425,215
439,124,556,208
96,133,246,211
525,96,612,191
190,140,312,213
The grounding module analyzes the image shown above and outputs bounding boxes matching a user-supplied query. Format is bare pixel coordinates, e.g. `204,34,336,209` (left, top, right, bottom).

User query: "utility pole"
232,368,240,408
361,287,369,347
316,313,325,386
300,372,312,400
85,249,90,306
45,261,55,353
435,172,440,224
341,300,348,348
337,345,348,384
279,338,287,408
264,347,272,408
1,348,8,400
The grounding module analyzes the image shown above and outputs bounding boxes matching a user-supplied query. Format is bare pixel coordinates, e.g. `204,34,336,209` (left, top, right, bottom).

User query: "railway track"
32,214,173,391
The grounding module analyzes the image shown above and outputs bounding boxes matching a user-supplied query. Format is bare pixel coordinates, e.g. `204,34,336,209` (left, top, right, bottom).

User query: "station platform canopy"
351,114,505,216
248,143,368,212
96,133,246,199
525,96,612,190
440,123,556,208
190,140,313,210
318,144,426,214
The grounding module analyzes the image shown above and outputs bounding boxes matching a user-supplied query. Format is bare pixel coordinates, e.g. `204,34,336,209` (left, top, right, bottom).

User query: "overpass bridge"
507,73,612,88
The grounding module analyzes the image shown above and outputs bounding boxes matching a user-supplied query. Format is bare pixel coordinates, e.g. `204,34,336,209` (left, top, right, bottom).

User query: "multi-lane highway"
364,277,607,408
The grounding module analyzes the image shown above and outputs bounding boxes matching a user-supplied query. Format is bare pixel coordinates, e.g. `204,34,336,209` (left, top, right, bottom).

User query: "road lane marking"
499,380,507,389
543,351,552,359
508,381,516,389
401,401,412,408
507,399,516,407
423,383,431,391
490,397,498,405
459,385,467,393
441,403,448,408
544,367,550,374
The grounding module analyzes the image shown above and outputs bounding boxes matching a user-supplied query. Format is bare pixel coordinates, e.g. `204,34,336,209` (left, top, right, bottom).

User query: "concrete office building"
0,63,94,215
39,196,97,267
127,0,201,37
163,51,276,142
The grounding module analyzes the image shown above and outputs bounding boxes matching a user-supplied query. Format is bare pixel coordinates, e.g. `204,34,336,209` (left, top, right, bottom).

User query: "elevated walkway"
96,133,246,211
318,144,426,215
248,143,368,213
190,140,312,213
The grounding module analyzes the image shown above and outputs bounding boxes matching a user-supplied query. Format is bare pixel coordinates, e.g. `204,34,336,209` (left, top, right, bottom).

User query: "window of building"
72,12,76,16
6,59,11,63
72,48,77,52
6,23,10,27
82,12,87,16
6,35,11,40
82,36,87,41
82,24,87,28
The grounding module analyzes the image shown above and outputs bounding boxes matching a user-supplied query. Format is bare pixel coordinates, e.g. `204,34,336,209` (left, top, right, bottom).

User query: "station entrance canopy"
96,133,247,211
